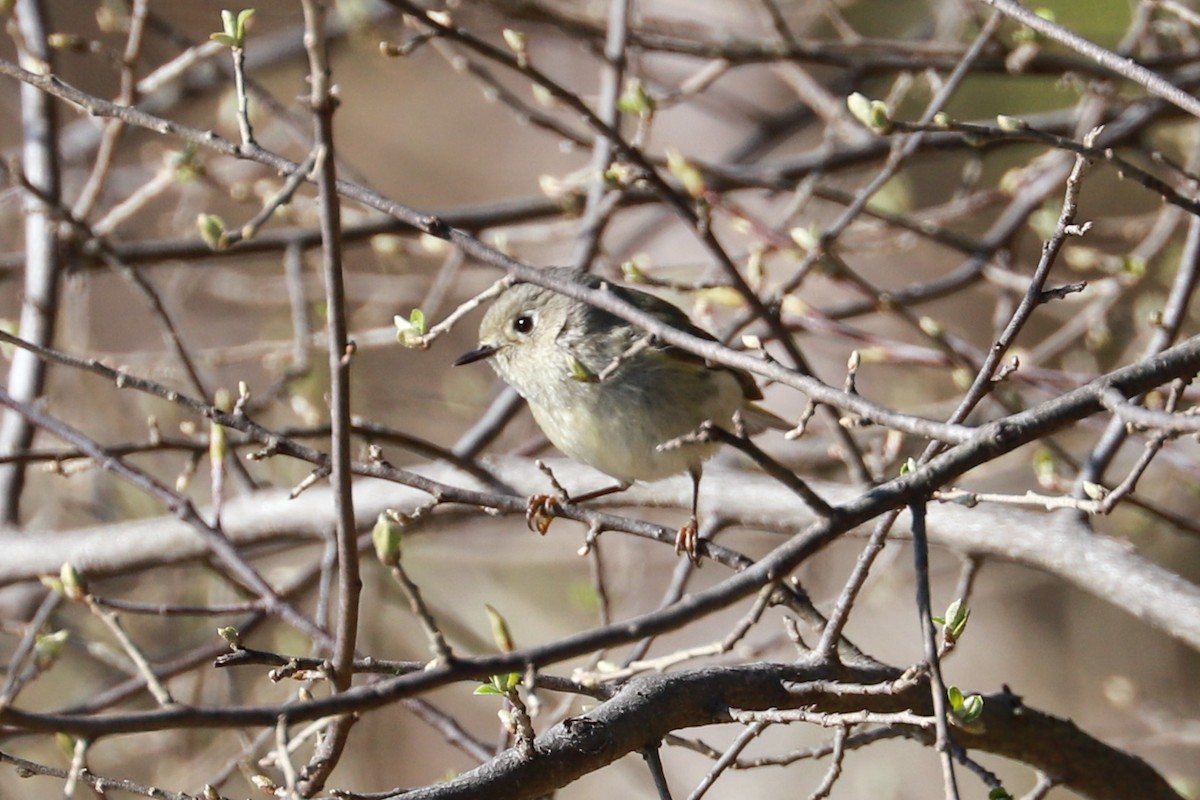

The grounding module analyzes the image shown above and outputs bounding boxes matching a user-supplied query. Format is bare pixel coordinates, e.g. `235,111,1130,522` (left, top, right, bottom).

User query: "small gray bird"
455,267,778,562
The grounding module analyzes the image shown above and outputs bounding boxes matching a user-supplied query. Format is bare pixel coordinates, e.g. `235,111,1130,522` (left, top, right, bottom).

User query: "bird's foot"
526,494,562,535
674,516,702,566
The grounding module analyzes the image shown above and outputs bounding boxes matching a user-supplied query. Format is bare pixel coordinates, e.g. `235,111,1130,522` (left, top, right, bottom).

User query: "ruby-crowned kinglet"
455,267,780,563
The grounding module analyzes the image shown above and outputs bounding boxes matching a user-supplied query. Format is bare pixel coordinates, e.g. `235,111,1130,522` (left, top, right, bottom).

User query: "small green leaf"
213,8,254,48
948,685,984,723
394,310,427,348
474,684,505,696
235,8,255,40
942,599,970,640
958,693,984,723
475,672,521,696
989,787,1014,800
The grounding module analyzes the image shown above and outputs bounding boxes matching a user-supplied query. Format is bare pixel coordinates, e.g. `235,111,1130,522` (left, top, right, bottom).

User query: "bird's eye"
512,314,535,334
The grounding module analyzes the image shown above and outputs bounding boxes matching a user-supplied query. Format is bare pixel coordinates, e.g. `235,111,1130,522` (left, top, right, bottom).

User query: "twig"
416,277,512,349
806,725,848,800
933,487,1101,513
570,0,632,270
978,0,1200,119
814,508,902,660
910,501,960,799
295,0,359,791
0,385,331,647
686,720,769,800
389,558,455,665
730,708,934,727
82,592,176,706
230,31,255,146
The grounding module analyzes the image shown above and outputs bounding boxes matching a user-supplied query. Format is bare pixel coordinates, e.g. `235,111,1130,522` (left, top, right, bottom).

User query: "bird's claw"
674,516,702,566
526,494,561,535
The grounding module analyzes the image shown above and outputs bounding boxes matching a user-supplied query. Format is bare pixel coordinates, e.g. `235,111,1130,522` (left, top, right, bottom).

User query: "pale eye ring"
513,313,535,334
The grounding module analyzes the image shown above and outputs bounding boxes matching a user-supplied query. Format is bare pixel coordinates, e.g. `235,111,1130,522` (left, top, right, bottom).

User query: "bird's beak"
453,343,499,366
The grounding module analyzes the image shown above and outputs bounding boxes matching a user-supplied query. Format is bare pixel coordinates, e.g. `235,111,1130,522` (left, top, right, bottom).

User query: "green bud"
372,512,404,566
484,603,515,652
217,626,242,648
197,214,228,250
34,629,70,669
617,77,655,117
941,599,970,641
394,309,427,349
846,92,892,134
666,147,706,198
60,563,86,600
996,114,1027,132
918,316,944,338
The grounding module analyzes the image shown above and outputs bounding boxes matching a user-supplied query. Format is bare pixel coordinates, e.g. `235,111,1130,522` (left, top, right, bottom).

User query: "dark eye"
512,314,535,334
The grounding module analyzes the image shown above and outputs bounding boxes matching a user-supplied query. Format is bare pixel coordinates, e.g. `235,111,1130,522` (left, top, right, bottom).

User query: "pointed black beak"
453,343,499,366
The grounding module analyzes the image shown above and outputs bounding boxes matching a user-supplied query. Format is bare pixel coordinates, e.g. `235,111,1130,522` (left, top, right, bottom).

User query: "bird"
454,266,780,563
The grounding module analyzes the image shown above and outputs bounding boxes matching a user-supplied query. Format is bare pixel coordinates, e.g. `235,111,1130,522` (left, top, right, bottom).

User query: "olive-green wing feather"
544,266,770,404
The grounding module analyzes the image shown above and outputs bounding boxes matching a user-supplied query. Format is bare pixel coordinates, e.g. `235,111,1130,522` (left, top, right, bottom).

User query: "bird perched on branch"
455,266,783,563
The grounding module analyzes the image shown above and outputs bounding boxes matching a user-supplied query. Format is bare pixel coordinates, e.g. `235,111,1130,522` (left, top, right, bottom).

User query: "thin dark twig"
677,422,837,518
978,0,1200,118
0,385,331,647
0,750,194,800
642,745,675,800
910,500,960,799
0,589,60,706
295,0,359,791
570,0,631,271
814,508,902,660
687,720,769,800
1075,199,1200,509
